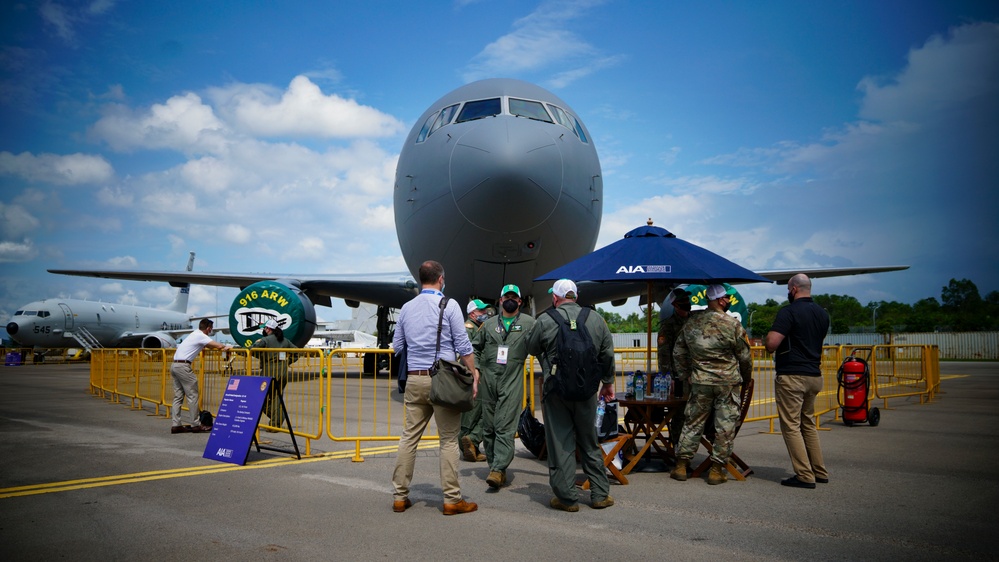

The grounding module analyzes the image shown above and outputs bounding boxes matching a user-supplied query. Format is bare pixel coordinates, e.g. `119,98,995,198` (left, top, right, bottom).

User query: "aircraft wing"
753,265,909,285
571,265,910,308
48,269,420,309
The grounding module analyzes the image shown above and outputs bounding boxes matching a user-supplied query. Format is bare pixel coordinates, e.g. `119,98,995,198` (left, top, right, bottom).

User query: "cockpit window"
429,103,459,136
572,115,588,143
456,98,501,123
548,105,574,131
39,311,50,318
416,113,436,143
14,310,23,316
509,98,553,123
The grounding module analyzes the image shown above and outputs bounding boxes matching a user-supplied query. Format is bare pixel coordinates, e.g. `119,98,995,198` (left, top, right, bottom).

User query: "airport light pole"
749,309,756,338
871,302,880,334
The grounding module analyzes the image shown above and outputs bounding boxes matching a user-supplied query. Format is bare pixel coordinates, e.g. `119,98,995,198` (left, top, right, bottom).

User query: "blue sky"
1,0,997,323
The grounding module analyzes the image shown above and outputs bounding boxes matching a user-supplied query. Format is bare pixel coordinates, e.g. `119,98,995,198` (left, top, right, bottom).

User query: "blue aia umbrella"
535,222,770,284
535,220,770,372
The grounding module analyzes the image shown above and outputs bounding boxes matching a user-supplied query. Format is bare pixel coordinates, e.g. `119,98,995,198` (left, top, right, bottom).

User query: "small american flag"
227,378,240,391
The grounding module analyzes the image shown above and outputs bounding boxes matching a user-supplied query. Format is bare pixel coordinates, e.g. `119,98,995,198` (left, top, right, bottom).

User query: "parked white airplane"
6,253,202,350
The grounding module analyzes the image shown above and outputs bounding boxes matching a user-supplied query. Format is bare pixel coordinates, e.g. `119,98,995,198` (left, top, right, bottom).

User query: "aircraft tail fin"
165,252,195,313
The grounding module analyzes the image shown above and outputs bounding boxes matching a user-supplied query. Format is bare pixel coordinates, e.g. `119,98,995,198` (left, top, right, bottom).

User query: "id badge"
496,345,509,365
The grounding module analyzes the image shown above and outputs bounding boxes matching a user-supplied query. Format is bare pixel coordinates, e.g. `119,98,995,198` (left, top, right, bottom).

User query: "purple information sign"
203,375,271,465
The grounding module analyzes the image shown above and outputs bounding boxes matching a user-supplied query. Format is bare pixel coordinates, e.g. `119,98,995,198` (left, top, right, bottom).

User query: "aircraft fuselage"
394,78,602,309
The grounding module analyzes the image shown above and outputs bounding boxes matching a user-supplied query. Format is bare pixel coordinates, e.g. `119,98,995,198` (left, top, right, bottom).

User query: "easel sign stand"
203,375,301,465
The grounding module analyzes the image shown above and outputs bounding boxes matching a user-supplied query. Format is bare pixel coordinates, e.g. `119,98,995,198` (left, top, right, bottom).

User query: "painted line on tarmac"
0,442,433,499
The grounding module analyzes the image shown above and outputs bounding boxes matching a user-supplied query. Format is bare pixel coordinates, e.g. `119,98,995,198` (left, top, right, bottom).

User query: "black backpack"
545,307,602,401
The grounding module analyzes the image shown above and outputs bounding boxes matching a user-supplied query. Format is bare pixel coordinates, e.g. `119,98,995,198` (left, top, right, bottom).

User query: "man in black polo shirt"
765,274,830,489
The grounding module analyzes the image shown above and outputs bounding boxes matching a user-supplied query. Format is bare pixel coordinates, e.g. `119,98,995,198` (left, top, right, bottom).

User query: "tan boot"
707,462,728,485
461,436,478,462
670,458,689,481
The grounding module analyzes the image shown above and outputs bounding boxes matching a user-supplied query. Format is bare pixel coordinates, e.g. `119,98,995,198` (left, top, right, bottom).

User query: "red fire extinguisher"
837,356,880,426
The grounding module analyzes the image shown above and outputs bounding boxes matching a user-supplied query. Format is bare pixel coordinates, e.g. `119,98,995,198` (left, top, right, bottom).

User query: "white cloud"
221,224,252,244
0,240,36,263
107,255,138,267
208,75,405,138
859,22,999,123
40,2,75,42
90,93,229,154
0,202,40,238
0,151,114,185
462,0,618,86
96,186,133,207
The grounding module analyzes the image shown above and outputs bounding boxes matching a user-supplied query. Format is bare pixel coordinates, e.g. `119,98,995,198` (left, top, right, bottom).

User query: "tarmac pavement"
1,361,997,560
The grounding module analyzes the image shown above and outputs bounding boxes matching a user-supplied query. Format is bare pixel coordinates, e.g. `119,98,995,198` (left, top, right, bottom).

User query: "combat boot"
707,462,728,485
670,458,689,481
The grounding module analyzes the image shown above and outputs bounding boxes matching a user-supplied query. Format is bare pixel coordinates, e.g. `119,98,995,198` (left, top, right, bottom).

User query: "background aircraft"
47,80,906,361
7,253,200,351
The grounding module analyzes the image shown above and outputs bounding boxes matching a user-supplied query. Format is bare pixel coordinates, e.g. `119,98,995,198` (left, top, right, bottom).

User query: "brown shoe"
461,436,478,462
486,470,506,489
170,425,191,434
442,499,478,515
549,497,579,512
392,498,412,513
474,450,487,462
591,495,615,509
189,425,211,433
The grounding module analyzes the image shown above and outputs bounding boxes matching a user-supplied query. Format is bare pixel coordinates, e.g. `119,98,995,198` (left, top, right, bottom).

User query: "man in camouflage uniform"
472,284,535,489
671,284,752,485
460,299,490,462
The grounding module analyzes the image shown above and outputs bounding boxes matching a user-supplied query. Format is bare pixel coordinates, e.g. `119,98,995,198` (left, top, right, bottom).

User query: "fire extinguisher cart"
837,352,881,427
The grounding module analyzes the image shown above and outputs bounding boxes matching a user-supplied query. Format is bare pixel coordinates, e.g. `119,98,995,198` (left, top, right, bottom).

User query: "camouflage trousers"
675,383,741,465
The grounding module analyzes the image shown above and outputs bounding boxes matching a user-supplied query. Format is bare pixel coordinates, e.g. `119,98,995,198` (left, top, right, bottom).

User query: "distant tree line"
596,279,998,335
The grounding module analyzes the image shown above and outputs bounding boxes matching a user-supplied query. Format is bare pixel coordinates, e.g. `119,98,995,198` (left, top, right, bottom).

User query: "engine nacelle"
229,279,317,348
141,333,179,349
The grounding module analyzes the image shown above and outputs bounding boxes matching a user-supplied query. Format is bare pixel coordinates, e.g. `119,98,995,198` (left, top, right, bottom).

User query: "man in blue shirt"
391,260,479,515
766,273,830,489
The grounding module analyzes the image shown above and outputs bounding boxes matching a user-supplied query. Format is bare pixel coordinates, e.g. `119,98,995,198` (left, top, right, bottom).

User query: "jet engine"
141,333,178,349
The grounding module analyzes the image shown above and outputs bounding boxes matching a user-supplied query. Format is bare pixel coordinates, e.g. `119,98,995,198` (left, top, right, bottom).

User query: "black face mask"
721,301,731,313
502,299,519,313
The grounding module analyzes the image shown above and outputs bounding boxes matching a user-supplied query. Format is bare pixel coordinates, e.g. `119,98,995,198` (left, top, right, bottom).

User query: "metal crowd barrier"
87,342,941,457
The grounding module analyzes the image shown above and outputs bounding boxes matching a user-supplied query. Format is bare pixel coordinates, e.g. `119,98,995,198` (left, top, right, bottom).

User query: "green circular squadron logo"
229,280,317,348
685,283,749,329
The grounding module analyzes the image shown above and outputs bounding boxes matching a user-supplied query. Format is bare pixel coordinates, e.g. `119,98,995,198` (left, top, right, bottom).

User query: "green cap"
500,284,521,297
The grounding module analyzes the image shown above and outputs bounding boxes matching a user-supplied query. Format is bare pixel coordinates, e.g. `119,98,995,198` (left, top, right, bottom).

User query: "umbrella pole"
646,281,653,374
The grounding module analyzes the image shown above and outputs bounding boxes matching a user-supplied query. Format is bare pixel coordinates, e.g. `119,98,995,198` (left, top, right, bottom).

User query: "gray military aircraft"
7,253,200,351
46,79,907,360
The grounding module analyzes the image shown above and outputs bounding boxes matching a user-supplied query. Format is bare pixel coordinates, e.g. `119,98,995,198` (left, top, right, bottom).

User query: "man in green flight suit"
472,285,535,489
460,299,490,462
671,284,752,485
527,279,616,512
252,319,298,431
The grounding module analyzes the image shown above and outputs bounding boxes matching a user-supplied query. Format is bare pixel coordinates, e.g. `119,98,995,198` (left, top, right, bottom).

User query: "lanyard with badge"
494,312,521,365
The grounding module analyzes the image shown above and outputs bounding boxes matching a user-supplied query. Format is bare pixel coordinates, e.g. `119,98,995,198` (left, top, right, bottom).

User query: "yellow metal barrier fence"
88,342,941,457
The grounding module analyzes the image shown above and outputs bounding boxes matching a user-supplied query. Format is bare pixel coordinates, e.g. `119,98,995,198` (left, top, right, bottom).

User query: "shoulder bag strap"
434,296,449,364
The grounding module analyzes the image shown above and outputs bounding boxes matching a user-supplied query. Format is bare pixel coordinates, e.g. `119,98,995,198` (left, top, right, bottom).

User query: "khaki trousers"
775,374,828,483
392,374,463,504
170,363,200,427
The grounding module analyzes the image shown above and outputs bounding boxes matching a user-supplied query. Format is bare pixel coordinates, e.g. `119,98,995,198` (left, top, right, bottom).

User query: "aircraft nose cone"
6,322,17,335
449,119,562,233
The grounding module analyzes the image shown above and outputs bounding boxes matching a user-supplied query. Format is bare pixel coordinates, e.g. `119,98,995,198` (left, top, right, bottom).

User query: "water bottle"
635,371,646,401
652,373,660,399
626,372,635,399
656,373,665,399
595,397,606,429
663,374,673,399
